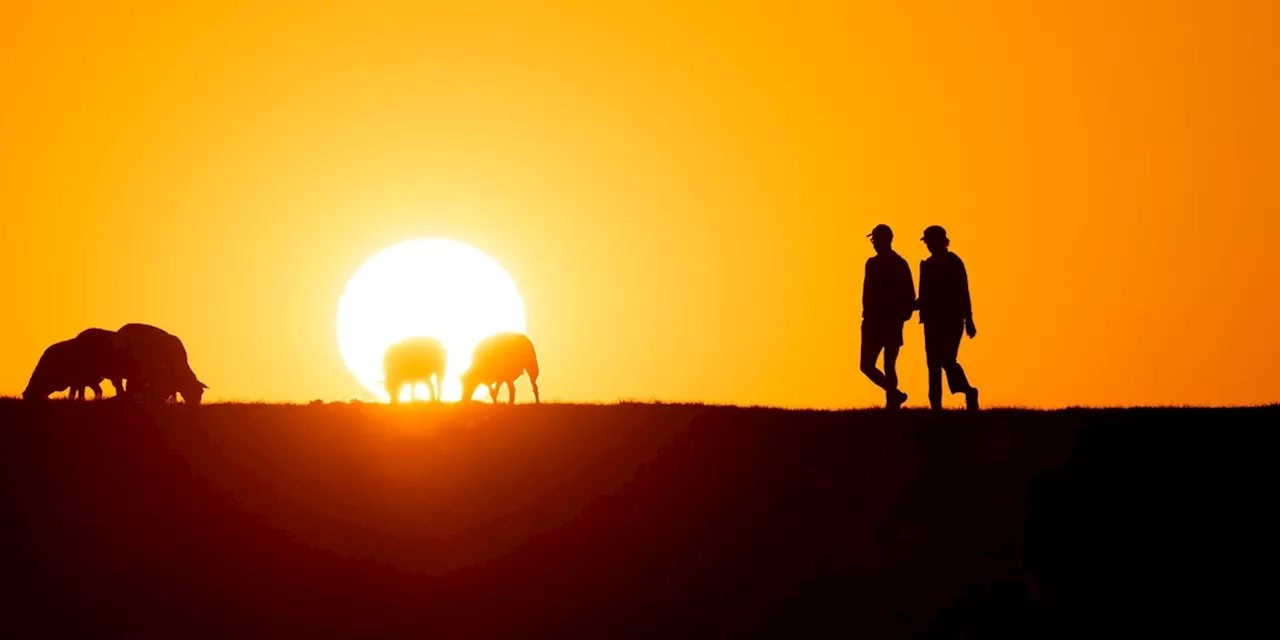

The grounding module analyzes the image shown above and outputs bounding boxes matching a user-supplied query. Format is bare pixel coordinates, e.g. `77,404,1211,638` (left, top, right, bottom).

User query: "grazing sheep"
115,323,208,404
460,332,540,404
22,339,106,400
383,336,447,403
74,328,132,397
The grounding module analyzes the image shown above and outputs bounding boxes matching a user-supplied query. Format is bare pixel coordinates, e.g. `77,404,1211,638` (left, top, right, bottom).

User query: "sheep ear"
199,381,209,389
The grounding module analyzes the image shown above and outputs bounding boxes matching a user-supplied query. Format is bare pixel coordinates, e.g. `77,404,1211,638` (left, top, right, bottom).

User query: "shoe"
886,390,908,410
966,387,980,411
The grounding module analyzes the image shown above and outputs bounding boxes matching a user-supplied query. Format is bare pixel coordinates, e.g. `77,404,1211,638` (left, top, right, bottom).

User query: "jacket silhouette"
864,252,916,326
918,252,971,324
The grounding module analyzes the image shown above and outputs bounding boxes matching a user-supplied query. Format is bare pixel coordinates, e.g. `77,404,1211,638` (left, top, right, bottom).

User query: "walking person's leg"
924,322,944,409
860,321,889,391
863,320,909,408
943,358,974,404
883,342,907,409
927,361,943,409
938,321,979,410
883,320,907,408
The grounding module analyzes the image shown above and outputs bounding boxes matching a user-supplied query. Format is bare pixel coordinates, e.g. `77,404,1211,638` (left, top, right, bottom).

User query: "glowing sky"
2,1,1277,407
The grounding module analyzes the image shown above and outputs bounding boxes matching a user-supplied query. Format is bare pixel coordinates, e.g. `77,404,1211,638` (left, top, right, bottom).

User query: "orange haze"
2,1,1278,408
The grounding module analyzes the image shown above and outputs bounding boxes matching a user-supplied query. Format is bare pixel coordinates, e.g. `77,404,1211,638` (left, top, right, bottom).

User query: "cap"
867,224,893,239
921,225,948,242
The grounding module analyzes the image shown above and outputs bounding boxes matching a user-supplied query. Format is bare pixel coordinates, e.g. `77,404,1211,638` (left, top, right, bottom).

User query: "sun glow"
336,238,527,402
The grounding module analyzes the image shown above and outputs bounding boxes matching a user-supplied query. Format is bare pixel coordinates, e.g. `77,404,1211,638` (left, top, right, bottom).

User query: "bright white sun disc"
336,238,526,402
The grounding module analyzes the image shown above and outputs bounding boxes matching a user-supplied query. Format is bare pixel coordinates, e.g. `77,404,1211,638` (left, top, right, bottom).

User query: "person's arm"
901,259,916,322
958,256,976,338
862,259,872,317
916,259,928,323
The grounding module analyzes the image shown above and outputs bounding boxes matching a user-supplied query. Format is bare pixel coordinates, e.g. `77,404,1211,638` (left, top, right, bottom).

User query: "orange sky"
2,0,1277,408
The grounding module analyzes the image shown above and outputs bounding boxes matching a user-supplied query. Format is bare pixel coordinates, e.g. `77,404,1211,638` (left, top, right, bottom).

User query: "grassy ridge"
1,401,1275,637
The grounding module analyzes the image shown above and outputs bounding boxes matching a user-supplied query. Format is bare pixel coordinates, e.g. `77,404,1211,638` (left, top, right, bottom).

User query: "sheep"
460,332,540,404
22,339,105,400
382,336,447,403
73,328,131,397
115,323,208,404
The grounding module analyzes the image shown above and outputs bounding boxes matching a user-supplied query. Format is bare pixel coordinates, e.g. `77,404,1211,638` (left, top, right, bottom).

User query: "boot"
965,387,980,411
886,389,908,410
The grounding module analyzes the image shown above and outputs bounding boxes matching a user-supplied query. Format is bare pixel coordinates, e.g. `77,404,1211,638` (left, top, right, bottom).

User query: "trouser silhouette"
860,319,904,404
923,319,972,408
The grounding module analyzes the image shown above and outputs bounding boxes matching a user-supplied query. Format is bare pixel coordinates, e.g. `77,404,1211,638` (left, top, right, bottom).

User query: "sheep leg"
507,381,516,405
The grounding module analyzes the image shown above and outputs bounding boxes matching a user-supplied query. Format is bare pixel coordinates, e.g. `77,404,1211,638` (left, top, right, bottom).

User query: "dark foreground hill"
1,401,1275,637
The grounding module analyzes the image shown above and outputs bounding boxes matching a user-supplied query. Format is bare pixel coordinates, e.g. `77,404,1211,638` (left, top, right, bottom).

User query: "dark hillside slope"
1,401,1275,637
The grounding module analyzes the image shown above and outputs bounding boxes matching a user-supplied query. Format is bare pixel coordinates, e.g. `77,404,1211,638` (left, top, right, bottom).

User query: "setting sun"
336,238,526,403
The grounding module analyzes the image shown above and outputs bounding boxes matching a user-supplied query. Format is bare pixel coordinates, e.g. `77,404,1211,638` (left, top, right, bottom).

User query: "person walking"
860,224,915,409
917,225,980,410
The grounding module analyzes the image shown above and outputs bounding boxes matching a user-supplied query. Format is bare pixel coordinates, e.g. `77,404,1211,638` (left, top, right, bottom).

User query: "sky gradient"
2,0,1277,407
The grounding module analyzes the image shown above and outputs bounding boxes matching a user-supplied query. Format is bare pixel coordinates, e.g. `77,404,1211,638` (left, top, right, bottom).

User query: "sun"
337,238,527,402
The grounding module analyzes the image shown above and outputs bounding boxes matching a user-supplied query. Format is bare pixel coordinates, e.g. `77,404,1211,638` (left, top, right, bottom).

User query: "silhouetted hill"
1,401,1274,637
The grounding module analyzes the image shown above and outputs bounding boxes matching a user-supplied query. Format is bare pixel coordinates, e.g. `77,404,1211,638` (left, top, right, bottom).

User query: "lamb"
460,332,540,404
115,323,208,404
382,336,447,403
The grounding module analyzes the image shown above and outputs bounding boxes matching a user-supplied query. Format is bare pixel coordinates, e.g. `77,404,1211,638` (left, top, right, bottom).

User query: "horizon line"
1,397,1276,411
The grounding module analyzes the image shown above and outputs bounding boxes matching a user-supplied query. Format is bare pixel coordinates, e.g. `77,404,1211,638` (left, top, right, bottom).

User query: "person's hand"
965,318,977,339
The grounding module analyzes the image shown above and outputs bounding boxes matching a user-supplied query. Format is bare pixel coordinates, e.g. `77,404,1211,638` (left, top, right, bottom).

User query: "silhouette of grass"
0,400,1273,636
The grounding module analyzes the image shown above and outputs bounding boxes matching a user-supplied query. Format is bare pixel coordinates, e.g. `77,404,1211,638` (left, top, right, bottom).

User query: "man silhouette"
917,225,979,410
861,224,915,409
